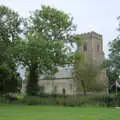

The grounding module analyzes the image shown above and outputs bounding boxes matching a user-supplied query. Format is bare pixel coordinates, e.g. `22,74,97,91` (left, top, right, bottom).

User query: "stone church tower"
80,31,104,65
80,31,108,94
22,31,108,95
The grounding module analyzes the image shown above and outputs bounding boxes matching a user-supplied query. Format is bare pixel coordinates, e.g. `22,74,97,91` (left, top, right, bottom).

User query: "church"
22,31,108,95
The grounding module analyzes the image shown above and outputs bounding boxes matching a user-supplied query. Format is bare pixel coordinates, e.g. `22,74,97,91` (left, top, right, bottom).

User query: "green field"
0,105,120,120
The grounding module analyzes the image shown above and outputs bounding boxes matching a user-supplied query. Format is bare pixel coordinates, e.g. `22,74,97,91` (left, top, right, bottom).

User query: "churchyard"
1,1,120,120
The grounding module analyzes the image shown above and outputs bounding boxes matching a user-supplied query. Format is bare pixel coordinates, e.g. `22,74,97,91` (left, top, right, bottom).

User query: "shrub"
2,93,118,107
21,95,112,107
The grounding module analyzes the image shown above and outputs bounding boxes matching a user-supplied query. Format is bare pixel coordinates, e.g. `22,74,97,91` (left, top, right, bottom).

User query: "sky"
0,0,120,57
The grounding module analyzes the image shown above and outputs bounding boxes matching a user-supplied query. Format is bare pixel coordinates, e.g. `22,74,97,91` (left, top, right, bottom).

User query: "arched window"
83,42,87,51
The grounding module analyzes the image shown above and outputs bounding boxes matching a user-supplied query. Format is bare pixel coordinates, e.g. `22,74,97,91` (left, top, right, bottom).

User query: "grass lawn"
0,105,120,120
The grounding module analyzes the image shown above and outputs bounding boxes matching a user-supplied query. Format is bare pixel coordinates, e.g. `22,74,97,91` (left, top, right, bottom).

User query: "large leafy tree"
12,5,78,95
14,32,71,95
0,5,22,94
20,6,76,95
16,6,76,95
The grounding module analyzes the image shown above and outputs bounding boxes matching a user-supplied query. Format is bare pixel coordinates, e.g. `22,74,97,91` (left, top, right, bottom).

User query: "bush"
0,65,21,95
103,95,117,107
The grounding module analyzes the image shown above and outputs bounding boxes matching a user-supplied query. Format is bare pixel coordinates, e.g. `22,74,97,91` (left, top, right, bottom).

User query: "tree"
13,32,71,95
0,5,22,95
14,6,76,95
107,37,120,93
108,17,120,74
103,59,118,92
103,18,120,92
73,52,99,95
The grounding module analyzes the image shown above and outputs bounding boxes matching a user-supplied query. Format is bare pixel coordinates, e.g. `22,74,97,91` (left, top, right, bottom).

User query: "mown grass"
0,104,120,120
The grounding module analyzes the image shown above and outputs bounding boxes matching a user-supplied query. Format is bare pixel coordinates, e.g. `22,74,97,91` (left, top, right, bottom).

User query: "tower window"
97,44,100,52
83,42,87,51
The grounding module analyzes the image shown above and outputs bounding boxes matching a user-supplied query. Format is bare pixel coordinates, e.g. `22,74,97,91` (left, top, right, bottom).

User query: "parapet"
80,31,102,40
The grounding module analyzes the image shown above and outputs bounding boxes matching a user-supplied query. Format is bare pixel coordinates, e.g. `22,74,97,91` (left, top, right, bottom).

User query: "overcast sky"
1,0,120,57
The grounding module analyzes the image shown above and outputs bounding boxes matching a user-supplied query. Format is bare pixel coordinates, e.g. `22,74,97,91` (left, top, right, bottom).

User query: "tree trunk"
26,64,39,96
81,80,86,96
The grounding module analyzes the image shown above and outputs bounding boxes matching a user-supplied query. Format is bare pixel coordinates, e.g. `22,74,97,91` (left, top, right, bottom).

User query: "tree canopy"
27,5,76,41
